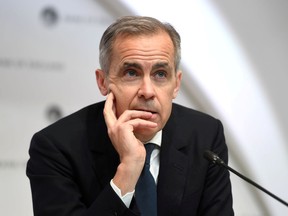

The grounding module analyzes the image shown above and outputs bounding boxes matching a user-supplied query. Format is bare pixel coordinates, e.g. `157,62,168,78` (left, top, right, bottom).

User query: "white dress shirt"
110,130,162,207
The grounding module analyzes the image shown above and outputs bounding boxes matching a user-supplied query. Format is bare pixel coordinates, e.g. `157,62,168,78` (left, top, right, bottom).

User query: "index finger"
103,92,117,128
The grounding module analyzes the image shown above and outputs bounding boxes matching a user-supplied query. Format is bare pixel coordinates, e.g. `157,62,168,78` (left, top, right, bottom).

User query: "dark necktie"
135,143,157,216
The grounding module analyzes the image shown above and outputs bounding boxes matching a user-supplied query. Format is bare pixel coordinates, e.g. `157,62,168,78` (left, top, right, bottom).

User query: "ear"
95,69,109,96
173,70,182,99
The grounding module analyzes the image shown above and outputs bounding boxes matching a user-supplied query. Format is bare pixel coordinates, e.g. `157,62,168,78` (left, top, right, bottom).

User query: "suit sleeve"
26,132,138,216
198,120,234,216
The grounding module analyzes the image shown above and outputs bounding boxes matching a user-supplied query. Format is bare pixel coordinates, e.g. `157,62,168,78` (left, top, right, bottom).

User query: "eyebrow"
152,62,170,71
122,62,142,70
121,61,171,71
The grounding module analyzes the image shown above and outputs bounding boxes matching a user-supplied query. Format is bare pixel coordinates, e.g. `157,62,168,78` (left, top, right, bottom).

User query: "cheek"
158,92,174,120
113,89,135,117
114,96,127,118
156,104,172,131
160,102,172,119
159,88,175,106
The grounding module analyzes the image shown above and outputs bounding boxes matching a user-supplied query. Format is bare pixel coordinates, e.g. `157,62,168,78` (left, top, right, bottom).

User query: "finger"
103,92,117,128
127,118,158,129
118,110,154,123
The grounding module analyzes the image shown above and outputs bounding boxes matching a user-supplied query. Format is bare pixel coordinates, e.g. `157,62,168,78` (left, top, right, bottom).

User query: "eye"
125,69,137,77
154,70,167,79
122,69,140,81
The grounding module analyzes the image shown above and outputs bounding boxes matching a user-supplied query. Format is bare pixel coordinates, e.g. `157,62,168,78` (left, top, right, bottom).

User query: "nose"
137,76,156,100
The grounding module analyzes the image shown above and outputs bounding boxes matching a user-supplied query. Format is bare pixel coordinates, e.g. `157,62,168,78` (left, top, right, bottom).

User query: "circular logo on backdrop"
40,6,59,27
46,105,63,123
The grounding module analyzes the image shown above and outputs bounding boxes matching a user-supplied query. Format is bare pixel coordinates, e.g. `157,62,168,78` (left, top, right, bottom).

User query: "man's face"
99,32,181,141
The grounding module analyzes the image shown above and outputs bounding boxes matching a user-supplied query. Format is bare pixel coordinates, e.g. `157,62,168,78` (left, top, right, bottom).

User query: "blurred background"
0,0,287,215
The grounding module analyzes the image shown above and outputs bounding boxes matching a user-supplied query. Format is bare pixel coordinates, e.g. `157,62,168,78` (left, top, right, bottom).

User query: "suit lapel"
157,108,190,215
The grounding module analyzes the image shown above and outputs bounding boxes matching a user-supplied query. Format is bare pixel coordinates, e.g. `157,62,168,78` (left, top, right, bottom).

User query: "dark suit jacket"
27,101,234,216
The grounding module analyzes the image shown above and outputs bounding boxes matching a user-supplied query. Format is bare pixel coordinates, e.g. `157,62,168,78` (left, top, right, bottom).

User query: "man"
27,16,234,215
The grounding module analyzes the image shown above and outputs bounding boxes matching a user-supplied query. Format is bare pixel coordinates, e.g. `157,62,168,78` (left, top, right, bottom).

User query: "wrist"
113,161,144,195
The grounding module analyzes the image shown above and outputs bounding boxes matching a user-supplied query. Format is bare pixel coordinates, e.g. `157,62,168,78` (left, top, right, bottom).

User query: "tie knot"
144,143,155,165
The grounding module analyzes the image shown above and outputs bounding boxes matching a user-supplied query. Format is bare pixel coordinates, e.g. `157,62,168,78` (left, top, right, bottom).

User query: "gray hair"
99,16,181,73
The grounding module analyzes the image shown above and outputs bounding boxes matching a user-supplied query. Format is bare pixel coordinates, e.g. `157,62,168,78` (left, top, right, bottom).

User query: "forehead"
111,32,175,67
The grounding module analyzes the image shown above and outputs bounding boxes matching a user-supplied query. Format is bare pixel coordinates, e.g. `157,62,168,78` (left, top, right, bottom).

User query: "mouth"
134,108,157,114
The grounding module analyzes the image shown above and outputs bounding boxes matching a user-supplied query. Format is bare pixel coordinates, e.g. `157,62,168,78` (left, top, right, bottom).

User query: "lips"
134,108,157,114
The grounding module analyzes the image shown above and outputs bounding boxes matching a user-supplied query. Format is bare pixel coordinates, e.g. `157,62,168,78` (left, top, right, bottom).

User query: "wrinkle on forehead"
110,33,175,73
115,33,173,55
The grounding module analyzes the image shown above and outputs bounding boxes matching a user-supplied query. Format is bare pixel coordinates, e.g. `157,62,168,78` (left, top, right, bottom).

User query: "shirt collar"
146,130,162,148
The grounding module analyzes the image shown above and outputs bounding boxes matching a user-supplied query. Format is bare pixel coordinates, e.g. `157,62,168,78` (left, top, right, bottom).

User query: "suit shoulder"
36,101,105,137
172,103,219,123
169,103,224,136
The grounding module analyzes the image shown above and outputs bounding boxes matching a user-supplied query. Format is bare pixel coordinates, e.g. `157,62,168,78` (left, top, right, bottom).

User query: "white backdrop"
1,0,287,215
0,0,111,215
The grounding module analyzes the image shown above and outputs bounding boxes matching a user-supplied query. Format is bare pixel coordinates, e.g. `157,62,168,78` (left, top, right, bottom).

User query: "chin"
134,128,159,143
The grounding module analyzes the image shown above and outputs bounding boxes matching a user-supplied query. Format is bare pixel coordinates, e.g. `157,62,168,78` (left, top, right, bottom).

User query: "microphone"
203,150,288,207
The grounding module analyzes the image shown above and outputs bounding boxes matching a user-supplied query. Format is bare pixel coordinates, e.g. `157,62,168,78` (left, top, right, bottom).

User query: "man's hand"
103,92,157,195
